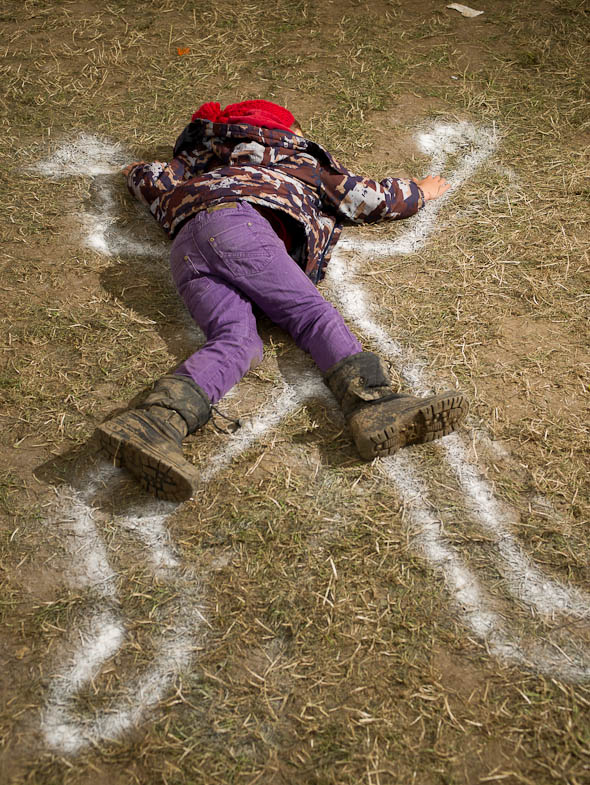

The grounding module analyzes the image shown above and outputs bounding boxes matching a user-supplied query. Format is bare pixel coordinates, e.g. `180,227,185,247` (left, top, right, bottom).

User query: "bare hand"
413,175,451,201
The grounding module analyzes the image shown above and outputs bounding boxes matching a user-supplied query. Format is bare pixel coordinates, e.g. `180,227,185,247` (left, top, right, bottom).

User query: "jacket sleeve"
319,167,425,224
126,158,188,211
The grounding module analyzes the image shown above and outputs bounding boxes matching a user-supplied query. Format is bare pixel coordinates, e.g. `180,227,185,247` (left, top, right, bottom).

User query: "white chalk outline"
37,124,590,755
328,248,590,618
43,466,207,754
326,122,590,623
326,123,590,675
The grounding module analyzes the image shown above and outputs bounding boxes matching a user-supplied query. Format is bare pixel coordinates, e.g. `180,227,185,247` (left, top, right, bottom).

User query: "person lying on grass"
96,99,466,500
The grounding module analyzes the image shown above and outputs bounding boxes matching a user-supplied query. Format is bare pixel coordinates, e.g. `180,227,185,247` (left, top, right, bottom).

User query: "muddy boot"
95,375,211,501
324,352,467,460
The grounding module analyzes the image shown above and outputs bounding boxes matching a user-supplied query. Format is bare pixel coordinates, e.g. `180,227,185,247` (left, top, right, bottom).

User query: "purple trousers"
169,201,362,404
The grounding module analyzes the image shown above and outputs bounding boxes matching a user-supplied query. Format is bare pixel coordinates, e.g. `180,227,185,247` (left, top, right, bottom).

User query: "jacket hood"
173,118,336,170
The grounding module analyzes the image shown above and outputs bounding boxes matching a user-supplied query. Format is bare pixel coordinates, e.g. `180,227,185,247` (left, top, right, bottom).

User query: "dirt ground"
1,0,589,783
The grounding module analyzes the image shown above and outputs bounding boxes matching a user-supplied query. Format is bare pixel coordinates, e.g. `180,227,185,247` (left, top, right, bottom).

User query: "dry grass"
1,0,590,783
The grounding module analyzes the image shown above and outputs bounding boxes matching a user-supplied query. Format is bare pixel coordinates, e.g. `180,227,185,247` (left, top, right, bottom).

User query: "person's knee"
205,317,263,374
242,332,264,370
217,326,263,371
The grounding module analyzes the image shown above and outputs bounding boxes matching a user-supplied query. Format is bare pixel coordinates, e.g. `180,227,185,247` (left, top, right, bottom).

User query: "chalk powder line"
43,466,207,754
327,124,590,678
41,380,320,754
38,124,590,754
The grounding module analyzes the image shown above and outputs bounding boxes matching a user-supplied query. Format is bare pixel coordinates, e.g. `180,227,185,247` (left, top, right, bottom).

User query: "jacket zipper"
314,223,337,284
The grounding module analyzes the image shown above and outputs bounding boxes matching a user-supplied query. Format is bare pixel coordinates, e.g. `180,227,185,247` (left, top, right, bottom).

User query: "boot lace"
210,404,242,434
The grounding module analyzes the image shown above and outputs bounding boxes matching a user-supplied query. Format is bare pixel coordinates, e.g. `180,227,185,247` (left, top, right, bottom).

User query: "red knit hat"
191,100,294,131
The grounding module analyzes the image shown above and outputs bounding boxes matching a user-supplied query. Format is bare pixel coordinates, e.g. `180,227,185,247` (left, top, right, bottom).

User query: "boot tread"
95,413,198,502
351,391,467,459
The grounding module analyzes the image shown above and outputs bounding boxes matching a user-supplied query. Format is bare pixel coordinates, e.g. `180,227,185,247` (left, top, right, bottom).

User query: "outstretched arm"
320,164,450,224
123,158,189,210
320,167,422,224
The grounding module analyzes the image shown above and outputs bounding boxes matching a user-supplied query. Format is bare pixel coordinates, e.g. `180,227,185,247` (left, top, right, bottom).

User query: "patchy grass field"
1,0,589,783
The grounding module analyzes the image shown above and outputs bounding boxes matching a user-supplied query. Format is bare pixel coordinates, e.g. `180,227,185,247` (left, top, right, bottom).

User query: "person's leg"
95,210,265,500
187,201,362,372
194,204,467,459
99,197,464,484
169,217,263,403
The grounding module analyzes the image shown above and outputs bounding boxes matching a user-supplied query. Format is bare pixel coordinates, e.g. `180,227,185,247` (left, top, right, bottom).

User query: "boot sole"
350,391,467,460
95,423,198,502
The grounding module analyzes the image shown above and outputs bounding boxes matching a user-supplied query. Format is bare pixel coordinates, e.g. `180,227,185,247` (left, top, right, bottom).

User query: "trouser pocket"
202,216,275,279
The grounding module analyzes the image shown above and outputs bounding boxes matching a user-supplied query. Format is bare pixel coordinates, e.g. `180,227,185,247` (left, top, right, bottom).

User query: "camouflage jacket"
127,120,425,282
